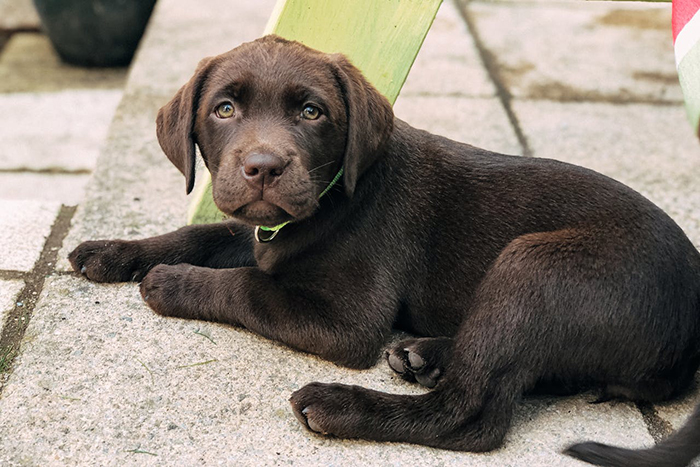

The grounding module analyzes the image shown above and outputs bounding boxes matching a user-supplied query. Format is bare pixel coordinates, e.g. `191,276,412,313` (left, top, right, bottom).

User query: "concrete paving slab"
0,0,39,31
0,274,653,466
0,200,60,272
0,90,122,172
55,92,189,273
0,172,89,206
395,96,521,155
467,1,682,103
0,33,127,93
512,101,700,249
0,280,24,331
126,0,275,98
400,1,495,98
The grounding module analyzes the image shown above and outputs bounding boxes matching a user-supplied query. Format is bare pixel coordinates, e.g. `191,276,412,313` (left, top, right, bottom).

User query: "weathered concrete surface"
125,0,271,97
0,280,23,329
0,90,122,172
401,0,495,98
395,96,520,155
0,200,60,272
54,92,189,274
0,0,39,30
0,34,127,93
468,1,681,103
0,275,652,466
0,173,90,206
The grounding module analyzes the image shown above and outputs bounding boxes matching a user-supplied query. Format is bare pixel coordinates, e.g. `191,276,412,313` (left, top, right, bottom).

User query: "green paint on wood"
187,179,226,225
265,0,443,104
187,0,442,225
678,42,700,134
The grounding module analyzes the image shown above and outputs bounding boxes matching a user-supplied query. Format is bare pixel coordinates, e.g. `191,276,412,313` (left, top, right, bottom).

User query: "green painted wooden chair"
187,0,443,224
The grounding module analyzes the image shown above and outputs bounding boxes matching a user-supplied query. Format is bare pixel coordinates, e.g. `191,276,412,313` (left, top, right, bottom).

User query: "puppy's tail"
563,401,700,467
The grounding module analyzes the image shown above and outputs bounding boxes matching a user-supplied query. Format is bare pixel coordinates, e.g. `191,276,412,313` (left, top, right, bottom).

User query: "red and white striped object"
674,0,700,137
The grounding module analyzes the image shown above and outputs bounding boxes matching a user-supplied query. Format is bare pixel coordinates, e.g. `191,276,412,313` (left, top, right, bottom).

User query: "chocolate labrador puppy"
69,35,700,466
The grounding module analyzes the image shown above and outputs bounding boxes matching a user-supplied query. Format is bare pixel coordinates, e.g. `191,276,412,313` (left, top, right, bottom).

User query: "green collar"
254,166,344,243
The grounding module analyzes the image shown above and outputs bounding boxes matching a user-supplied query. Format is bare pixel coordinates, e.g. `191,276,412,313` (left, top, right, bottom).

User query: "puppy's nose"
242,153,286,188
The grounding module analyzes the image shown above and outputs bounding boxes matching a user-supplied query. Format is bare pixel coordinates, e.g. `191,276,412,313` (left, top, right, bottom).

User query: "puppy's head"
156,35,394,228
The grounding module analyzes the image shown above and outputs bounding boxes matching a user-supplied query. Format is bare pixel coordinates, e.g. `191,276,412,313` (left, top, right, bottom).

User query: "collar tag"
255,226,280,243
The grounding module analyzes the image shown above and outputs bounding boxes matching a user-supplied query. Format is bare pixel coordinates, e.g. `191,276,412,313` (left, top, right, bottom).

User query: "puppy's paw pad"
385,337,452,388
387,350,409,375
415,368,441,388
407,350,425,370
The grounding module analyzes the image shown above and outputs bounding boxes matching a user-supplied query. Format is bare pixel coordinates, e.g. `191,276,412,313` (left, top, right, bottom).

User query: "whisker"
308,161,336,174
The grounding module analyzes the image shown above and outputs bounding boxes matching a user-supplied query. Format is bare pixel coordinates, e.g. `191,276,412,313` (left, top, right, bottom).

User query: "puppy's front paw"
386,337,452,388
290,382,373,439
140,263,196,318
69,240,144,283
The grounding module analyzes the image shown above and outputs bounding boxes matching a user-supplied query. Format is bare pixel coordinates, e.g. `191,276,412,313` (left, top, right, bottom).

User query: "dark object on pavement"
33,0,156,67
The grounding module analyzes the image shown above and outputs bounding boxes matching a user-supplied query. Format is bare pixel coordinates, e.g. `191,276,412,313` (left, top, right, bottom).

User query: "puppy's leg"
290,229,675,450
386,337,453,388
289,232,572,450
139,264,395,369
69,221,254,282
290,314,534,451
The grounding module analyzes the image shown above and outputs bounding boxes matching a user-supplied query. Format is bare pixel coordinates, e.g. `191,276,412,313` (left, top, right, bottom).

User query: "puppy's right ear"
156,57,214,194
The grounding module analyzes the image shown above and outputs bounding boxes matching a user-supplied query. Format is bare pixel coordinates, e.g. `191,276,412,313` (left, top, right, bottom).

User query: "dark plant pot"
32,0,157,67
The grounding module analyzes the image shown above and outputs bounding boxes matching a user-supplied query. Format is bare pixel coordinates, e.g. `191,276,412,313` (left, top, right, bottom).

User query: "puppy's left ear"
156,57,214,194
331,55,394,197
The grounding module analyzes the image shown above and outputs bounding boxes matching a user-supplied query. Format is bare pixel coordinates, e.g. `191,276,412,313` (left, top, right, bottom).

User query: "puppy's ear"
156,57,214,194
331,55,394,197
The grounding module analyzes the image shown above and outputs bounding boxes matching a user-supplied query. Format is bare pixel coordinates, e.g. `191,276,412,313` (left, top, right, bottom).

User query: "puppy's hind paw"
385,337,452,388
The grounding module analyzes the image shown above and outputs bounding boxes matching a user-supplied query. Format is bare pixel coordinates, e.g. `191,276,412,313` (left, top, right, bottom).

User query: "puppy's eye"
215,102,235,119
301,104,321,120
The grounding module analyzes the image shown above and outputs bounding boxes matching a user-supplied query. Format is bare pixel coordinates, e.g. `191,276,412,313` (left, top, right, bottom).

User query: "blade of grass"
125,447,158,456
136,358,155,384
176,359,218,369
193,328,217,345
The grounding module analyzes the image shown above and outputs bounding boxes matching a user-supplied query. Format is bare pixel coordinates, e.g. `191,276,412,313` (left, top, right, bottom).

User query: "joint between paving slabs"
454,0,534,157
0,168,92,175
516,95,685,107
636,401,674,443
0,270,28,281
0,205,76,391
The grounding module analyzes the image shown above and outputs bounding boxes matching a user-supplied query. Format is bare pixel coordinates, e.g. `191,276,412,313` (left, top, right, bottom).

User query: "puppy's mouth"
212,173,320,228
232,200,293,227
